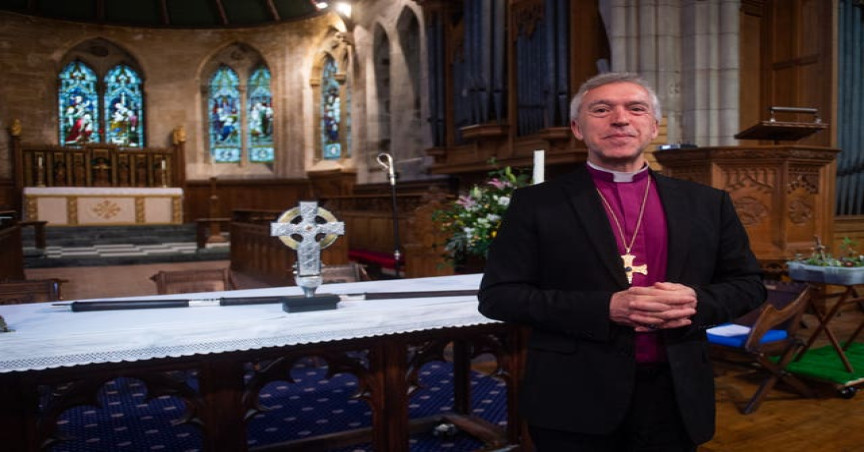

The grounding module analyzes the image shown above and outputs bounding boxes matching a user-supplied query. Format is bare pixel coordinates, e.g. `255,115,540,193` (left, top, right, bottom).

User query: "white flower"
497,196,510,206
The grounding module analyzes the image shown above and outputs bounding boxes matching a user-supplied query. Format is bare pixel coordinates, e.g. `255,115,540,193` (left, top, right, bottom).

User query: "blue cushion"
707,323,788,348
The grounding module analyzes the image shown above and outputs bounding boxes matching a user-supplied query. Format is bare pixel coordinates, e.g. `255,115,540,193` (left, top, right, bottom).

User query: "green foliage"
433,165,530,265
796,237,863,267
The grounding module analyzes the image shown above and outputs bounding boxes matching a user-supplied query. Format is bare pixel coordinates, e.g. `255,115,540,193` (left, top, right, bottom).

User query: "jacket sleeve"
478,186,617,341
685,190,766,331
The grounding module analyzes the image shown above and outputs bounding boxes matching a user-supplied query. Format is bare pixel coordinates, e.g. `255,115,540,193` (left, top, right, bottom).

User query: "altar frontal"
23,186,183,225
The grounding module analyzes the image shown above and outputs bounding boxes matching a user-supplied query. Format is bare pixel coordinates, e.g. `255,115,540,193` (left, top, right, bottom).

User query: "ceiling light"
334,2,352,18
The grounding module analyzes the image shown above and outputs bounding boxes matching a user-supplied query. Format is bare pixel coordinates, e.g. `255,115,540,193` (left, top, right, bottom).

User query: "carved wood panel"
655,145,839,263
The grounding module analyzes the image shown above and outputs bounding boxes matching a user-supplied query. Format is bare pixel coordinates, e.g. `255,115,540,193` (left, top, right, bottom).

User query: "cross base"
282,294,341,313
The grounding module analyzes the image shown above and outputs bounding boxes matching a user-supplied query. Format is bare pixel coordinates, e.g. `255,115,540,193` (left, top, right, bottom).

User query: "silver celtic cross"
271,201,344,297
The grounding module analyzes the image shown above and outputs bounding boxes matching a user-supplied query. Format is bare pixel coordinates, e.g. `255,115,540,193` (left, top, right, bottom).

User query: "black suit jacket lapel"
560,168,629,287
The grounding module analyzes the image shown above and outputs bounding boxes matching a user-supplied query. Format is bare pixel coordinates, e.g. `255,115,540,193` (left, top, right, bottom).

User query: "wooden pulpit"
654,112,838,276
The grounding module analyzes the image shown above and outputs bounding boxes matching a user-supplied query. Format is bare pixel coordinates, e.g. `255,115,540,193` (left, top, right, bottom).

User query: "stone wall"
0,2,434,187
0,11,340,181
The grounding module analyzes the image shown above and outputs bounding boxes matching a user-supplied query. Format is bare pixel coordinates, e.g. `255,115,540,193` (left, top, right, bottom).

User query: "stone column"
599,0,740,147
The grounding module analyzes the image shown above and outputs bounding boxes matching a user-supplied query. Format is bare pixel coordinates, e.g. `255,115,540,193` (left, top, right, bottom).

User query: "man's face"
571,82,659,170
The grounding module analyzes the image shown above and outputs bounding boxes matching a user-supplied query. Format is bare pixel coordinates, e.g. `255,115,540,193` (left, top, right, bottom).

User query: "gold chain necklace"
596,177,652,284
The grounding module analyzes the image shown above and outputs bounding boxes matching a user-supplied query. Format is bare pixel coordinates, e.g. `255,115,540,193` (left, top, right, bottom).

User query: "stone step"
24,248,228,268
21,224,197,248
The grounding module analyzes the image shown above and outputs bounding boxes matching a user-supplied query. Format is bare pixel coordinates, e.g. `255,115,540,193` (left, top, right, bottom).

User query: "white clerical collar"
587,161,649,183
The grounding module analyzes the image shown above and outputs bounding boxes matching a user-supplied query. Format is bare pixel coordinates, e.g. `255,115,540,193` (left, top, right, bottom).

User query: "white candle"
37,156,43,167
161,160,167,170
532,150,545,184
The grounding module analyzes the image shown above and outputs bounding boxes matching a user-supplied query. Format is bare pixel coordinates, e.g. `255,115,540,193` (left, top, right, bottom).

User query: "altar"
23,186,183,225
0,274,526,451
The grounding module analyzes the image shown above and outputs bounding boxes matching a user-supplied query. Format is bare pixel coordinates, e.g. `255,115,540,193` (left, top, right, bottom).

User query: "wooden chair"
708,281,817,414
0,279,62,304
150,268,237,295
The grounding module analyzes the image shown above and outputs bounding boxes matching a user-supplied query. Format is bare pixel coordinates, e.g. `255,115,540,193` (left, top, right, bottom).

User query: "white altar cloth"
0,274,490,374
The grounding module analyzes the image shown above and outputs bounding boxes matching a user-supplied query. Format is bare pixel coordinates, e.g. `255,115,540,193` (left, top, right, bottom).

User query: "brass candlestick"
160,160,168,187
36,155,45,187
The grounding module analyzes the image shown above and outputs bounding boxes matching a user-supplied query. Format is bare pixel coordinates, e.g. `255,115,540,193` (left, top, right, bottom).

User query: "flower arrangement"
433,165,530,265
788,236,864,285
794,236,863,267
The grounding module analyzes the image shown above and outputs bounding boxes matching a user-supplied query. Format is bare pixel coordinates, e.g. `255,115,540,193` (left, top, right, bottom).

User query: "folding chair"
708,281,817,414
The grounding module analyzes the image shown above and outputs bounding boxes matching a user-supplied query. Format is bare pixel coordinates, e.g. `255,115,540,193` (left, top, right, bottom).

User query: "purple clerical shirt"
588,164,669,363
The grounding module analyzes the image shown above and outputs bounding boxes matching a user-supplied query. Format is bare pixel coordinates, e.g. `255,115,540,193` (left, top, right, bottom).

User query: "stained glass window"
344,67,352,158
59,61,100,146
104,64,144,147
247,66,274,162
320,56,342,160
208,65,242,163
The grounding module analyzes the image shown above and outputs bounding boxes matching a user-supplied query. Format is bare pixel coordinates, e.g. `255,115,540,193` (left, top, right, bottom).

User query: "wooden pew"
0,211,25,281
228,180,456,283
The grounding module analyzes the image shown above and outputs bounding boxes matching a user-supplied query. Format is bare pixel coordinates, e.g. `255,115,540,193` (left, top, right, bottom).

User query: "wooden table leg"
369,339,409,451
452,339,471,414
799,286,855,372
508,326,531,450
0,374,38,451
197,358,249,451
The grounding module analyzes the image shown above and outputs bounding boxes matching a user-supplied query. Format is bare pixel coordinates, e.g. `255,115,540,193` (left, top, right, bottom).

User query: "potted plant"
432,165,529,271
787,236,864,285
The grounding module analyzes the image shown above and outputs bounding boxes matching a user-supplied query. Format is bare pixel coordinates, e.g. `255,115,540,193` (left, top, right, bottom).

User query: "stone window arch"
57,38,145,147
201,43,273,164
310,32,352,162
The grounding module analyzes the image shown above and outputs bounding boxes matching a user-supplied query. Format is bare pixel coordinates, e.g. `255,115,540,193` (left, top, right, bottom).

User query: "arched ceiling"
0,0,328,28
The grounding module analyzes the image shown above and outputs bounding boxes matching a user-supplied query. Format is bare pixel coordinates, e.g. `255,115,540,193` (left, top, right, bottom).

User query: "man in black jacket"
478,72,765,451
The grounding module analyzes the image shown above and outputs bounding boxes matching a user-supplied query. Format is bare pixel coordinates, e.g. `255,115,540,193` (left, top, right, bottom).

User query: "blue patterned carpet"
48,359,508,451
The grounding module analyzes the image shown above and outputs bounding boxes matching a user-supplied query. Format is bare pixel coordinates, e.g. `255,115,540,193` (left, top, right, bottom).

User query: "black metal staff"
377,152,402,277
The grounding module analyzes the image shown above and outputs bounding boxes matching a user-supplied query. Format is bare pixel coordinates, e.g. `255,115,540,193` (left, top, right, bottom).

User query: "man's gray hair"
569,72,662,122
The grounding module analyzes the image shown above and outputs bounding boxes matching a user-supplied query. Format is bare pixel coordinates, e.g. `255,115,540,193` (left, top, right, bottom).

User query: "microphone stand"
377,153,402,278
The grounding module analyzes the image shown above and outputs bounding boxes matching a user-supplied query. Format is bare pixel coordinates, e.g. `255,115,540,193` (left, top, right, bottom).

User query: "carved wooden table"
0,275,527,451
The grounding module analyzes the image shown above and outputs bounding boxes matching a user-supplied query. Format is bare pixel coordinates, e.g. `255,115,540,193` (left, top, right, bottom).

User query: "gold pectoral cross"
621,253,648,284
